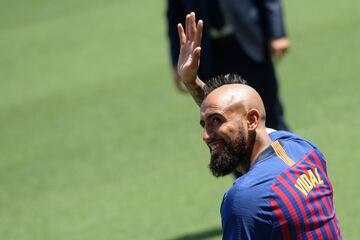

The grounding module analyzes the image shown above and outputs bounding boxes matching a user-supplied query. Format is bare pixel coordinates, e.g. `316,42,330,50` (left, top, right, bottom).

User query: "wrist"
183,77,197,87
183,76,205,89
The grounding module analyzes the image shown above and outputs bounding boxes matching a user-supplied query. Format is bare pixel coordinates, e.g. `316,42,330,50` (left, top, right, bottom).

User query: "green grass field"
0,0,359,239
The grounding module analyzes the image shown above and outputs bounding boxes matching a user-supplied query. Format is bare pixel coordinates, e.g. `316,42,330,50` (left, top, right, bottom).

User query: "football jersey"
221,131,342,239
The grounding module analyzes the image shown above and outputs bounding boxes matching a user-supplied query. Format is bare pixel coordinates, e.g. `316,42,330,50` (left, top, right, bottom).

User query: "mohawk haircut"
203,74,248,97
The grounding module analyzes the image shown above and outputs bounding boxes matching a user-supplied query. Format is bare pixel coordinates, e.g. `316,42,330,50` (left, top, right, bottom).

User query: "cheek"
219,124,241,142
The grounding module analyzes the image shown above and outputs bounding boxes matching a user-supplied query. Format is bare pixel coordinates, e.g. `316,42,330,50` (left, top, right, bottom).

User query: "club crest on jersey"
294,168,324,197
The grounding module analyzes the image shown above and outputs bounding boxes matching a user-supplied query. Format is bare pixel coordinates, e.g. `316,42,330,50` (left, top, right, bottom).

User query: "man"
176,13,342,239
166,0,290,130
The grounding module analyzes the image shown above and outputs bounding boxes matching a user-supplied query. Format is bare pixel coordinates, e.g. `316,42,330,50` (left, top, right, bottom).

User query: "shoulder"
269,130,315,145
270,130,318,152
269,131,324,166
269,130,304,141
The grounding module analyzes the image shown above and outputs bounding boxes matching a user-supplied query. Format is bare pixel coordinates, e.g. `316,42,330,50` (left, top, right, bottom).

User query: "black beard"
209,131,256,177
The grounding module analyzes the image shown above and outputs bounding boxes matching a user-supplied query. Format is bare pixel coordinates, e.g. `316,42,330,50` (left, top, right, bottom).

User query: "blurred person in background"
166,0,290,131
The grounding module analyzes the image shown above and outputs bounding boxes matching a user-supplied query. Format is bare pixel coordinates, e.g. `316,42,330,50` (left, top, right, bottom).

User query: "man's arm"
182,76,206,106
257,0,290,60
176,12,206,106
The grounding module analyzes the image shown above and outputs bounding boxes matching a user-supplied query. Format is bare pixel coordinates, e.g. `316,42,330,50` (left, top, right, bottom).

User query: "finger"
279,49,286,58
271,48,279,59
189,12,196,40
185,14,191,40
273,52,280,61
282,48,289,56
177,23,186,45
194,19,203,47
273,50,283,61
191,47,201,67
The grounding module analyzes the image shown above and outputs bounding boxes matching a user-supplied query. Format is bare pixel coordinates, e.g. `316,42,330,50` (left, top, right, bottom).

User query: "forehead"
200,93,234,118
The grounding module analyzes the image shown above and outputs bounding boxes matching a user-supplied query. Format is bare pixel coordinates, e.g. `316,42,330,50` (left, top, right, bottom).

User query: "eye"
212,117,222,125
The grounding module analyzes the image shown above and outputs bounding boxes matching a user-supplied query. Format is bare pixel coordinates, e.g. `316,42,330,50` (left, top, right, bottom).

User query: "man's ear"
247,109,260,131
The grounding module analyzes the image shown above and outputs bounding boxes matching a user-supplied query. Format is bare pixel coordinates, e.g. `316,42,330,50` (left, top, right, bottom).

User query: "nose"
203,128,211,143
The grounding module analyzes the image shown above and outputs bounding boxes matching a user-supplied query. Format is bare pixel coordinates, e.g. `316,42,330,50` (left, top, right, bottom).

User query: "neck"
250,129,272,166
236,128,272,174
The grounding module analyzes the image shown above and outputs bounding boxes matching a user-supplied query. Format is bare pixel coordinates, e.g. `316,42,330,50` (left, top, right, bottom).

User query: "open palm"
177,12,203,84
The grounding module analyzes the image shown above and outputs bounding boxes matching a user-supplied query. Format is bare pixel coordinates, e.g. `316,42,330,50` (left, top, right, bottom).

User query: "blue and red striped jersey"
221,131,342,239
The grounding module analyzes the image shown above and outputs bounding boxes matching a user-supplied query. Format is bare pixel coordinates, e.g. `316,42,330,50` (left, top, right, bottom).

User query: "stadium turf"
0,0,359,239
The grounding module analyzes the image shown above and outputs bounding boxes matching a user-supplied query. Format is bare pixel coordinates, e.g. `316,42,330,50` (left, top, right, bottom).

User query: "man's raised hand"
177,12,203,85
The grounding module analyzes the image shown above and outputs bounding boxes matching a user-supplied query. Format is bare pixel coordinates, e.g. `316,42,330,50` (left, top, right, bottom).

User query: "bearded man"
176,12,342,239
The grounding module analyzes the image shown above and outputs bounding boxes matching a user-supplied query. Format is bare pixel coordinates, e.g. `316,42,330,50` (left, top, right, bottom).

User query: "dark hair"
204,74,247,97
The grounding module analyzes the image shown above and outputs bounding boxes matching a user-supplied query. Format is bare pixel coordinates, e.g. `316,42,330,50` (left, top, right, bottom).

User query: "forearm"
258,0,287,39
183,77,206,106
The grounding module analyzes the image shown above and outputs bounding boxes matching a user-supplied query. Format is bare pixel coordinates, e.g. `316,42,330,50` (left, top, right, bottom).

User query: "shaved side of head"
202,83,267,127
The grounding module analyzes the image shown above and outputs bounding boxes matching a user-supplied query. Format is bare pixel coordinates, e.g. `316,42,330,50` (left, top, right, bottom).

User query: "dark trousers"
210,34,289,131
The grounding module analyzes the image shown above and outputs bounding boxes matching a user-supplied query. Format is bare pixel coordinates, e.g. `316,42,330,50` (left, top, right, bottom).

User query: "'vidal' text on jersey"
294,168,324,197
